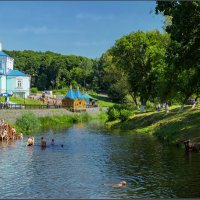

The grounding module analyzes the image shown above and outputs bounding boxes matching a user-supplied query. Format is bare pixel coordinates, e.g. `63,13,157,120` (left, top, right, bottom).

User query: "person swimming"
51,139,55,145
27,136,34,146
112,181,127,188
41,137,46,148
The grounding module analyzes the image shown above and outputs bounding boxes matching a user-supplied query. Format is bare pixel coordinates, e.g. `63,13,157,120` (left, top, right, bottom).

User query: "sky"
0,1,164,59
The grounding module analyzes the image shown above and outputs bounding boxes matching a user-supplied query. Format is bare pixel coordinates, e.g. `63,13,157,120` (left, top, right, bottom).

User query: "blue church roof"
75,87,83,100
0,51,11,57
65,86,76,100
6,70,30,77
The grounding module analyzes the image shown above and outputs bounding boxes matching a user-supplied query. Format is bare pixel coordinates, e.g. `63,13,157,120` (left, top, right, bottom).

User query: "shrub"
31,87,38,94
16,112,41,134
120,109,132,121
146,101,155,110
107,106,120,121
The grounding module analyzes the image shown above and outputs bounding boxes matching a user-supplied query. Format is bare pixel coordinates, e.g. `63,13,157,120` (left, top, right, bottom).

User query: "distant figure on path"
165,102,169,113
156,103,161,112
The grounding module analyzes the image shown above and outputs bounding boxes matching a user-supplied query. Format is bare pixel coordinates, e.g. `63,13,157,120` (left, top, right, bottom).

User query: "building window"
17,80,23,88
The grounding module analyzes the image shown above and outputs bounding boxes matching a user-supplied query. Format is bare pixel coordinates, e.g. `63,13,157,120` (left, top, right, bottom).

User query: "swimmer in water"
41,137,46,148
112,181,127,188
27,136,34,146
51,139,55,145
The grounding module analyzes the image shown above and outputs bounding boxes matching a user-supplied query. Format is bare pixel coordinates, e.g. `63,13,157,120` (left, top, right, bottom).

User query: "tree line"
4,1,200,111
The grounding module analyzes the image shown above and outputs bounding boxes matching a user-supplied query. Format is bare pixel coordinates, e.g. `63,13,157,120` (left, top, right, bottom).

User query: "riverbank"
106,105,200,145
0,107,106,124
0,108,107,134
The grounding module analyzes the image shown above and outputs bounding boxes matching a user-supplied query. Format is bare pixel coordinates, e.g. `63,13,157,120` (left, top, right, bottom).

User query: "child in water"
51,139,55,145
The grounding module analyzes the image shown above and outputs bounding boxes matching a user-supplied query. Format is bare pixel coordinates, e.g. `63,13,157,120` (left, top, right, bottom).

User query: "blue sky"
0,1,164,58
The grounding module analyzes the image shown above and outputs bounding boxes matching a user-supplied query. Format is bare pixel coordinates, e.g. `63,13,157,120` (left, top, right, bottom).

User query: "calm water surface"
0,121,200,198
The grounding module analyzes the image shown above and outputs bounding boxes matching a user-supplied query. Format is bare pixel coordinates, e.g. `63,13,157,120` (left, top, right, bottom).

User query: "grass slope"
107,105,200,145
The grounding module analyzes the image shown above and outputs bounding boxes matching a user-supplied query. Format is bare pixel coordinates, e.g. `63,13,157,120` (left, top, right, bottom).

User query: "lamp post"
5,73,8,103
24,92,26,104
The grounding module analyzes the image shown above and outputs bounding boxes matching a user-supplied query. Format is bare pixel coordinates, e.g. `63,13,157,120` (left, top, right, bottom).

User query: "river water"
0,121,200,198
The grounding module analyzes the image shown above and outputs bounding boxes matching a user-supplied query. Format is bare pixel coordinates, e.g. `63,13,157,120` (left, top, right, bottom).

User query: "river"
0,120,200,198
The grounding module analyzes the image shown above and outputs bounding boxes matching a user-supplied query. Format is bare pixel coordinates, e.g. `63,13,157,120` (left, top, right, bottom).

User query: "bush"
107,106,120,121
16,112,41,134
31,87,38,94
146,101,155,110
119,109,132,121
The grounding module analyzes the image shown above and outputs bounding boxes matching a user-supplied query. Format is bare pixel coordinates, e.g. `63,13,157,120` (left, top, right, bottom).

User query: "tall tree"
156,1,200,111
110,30,169,111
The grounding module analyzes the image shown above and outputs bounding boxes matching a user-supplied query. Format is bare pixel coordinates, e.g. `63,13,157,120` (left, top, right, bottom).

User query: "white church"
0,42,30,100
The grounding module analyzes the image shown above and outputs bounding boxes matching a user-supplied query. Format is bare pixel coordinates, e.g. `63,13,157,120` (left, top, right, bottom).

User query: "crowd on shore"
0,119,23,141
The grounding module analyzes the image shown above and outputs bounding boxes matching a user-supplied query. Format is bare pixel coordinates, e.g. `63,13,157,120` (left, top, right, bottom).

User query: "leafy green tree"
102,53,130,102
110,30,169,111
156,1,200,111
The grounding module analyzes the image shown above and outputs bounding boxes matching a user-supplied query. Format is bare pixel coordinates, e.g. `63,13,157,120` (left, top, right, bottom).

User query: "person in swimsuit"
27,136,34,146
51,139,55,145
112,181,127,188
41,137,46,148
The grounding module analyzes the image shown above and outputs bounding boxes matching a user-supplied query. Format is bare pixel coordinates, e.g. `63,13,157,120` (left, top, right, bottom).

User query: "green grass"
13,110,108,134
0,96,42,105
106,105,200,145
89,94,116,107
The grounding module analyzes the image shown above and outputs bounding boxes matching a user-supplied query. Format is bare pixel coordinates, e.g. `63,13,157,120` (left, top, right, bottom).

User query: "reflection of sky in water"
0,121,200,198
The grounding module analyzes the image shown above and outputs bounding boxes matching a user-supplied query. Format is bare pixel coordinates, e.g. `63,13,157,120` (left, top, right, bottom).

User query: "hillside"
107,106,200,145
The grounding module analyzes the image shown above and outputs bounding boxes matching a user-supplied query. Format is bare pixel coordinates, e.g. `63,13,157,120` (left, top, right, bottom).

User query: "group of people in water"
27,136,63,148
27,136,49,147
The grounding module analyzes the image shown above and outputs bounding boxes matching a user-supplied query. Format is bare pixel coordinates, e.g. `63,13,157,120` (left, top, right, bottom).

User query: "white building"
0,42,31,100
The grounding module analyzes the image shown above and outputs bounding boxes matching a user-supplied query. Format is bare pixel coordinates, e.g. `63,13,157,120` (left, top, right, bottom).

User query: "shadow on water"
0,120,200,198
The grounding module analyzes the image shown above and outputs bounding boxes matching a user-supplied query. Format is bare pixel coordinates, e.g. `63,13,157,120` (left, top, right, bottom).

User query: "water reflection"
0,121,200,198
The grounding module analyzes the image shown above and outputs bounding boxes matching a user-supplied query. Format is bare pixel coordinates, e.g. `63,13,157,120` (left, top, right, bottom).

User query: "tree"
110,30,169,111
101,53,130,102
156,1,200,111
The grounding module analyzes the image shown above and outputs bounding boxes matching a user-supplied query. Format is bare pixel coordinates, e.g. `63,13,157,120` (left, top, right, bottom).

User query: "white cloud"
75,13,115,21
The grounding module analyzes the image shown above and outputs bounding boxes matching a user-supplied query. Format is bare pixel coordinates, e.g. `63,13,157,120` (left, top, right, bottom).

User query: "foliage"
4,50,96,91
110,30,170,106
16,112,41,134
107,106,120,121
119,109,132,122
156,1,200,104
98,53,130,102
31,87,38,93
107,104,134,121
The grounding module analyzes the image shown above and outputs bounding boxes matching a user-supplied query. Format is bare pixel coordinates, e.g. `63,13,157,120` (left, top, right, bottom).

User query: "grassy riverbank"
40,111,107,130
106,105,200,145
14,110,108,134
